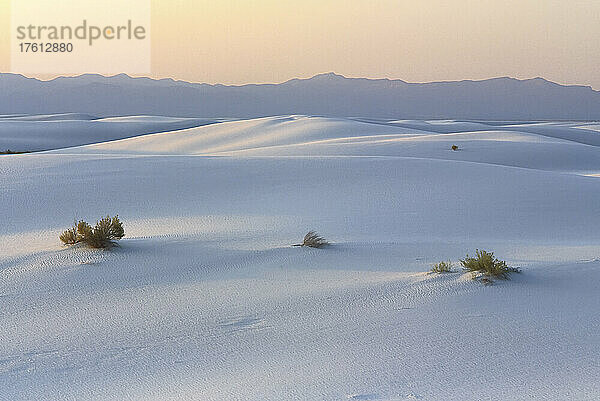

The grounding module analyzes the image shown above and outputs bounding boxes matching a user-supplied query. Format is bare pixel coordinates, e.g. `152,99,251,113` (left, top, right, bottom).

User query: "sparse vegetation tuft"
59,224,79,245
1,149,29,155
60,215,125,248
460,249,519,280
431,261,453,273
293,231,329,248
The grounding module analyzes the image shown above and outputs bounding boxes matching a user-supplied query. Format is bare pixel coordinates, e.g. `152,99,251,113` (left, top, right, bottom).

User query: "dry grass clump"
430,261,453,274
1,149,29,155
60,215,124,249
293,231,329,248
460,249,519,280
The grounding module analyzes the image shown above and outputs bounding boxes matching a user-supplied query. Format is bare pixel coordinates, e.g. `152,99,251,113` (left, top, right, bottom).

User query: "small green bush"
1,149,29,155
60,215,124,248
431,261,453,273
451,145,459,151
293,231,329,248
59,225,78,245
460,249,519,280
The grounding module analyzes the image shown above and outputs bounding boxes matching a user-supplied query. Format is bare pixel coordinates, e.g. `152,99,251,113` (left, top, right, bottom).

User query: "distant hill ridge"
1,72,599,119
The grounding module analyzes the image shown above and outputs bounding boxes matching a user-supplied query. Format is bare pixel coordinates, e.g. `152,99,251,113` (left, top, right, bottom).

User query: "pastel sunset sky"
1,0,599,88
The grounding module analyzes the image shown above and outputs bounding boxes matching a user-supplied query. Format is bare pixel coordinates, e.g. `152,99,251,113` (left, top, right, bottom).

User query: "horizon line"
2,71,598,91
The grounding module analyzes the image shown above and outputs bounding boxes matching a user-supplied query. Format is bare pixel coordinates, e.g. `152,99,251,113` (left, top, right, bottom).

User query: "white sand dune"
0,114,225,152
0,113,99,121
1,116,600,400
60,116,429,155
62,115,600,174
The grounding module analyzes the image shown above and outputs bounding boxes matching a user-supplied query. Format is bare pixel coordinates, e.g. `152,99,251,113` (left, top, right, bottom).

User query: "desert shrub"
451,145,459,151
76,220,93,240
460,249,519,280
1,149,29,155
431,261,453,273
293,231,329,248
84,216,124,248
59,224,78,245
60,215,124,248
